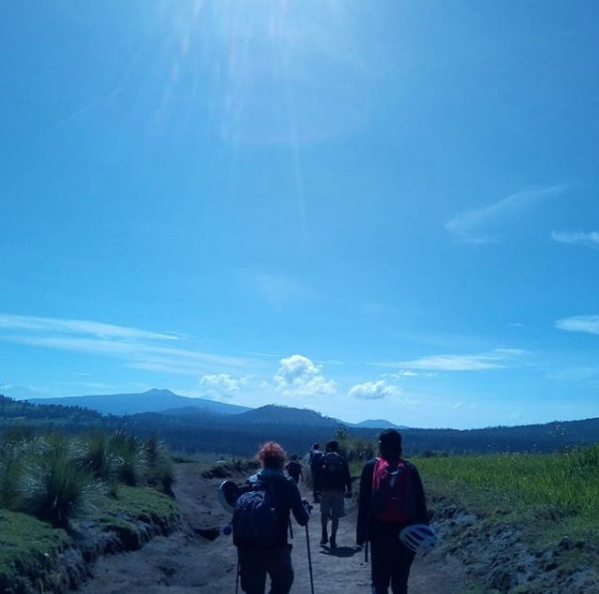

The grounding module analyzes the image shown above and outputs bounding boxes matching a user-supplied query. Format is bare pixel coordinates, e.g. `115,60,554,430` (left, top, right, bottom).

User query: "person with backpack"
233,441,311,594
308,442,324,502
314,439,352,549
285,454,304,484
356,429,429,594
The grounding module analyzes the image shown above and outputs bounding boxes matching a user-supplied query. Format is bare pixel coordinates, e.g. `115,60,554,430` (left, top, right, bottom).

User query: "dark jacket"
314,451,352,493
356,457,428,545
240,468,310,549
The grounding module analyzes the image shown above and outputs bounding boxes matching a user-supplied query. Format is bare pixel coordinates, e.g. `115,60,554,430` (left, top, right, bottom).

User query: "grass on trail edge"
0,486,180,593
0,509,70,593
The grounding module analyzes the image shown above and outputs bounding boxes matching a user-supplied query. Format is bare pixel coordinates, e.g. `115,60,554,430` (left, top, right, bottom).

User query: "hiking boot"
320,530,328,545
329,535,337,549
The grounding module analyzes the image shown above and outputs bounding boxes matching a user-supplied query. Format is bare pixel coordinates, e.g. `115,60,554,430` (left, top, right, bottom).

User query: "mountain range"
27,388,250,417
26,388,404,428
4,390,599,457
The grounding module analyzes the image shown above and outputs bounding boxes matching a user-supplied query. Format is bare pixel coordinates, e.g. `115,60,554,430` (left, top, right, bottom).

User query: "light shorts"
320,489,345,520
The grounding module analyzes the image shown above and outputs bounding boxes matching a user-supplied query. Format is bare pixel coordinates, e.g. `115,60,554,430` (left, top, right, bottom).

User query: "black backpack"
310,449,323,467
232,479,278,549
320,452,345,490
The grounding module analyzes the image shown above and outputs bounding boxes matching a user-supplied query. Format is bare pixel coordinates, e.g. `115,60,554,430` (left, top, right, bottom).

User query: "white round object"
399,524,437,553
218,480,241,514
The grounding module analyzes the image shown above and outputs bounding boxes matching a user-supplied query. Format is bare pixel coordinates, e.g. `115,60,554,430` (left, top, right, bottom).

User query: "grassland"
417,445,599,545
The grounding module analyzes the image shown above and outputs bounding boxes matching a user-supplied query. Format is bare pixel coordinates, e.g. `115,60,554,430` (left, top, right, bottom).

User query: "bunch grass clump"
21,433,95,528
0,428,177,527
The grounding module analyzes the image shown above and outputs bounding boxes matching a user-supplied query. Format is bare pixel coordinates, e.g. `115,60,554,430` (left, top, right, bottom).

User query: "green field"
417,445,599,546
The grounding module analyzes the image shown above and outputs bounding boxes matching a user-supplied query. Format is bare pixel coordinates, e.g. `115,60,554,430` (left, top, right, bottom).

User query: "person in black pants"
356,430,429,594
236,442,311,594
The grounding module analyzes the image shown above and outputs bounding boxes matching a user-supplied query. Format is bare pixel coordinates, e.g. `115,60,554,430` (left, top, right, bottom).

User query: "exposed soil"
72,463,469,594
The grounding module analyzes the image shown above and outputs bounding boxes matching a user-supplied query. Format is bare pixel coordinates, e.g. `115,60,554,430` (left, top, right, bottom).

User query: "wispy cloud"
383,369,436,379
273,354,336,398
0,313,254,377
348,380,399,400
551,231,599,250
381,349,527,372
0,313,178,341
556,315,599,336
446,185,566,243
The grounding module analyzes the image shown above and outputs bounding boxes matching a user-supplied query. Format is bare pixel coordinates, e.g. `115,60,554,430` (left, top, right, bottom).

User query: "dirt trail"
75,463,468,594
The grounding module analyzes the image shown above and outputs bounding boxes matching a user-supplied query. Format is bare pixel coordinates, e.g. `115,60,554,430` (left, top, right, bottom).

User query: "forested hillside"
2,394,598,457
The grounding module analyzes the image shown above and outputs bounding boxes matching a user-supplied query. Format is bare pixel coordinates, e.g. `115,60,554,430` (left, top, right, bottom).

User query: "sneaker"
329,535,337,549
320,531,328,545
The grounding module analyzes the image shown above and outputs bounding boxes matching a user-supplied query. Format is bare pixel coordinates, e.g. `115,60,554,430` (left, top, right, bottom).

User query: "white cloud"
446,185,565,243
384,349,527,372
274,354,336,397
348,380,399,400
0,313,178,341
556,315,599,336
551,231,599,249
0,313,255,378
383,369,436,379
200,373,251,399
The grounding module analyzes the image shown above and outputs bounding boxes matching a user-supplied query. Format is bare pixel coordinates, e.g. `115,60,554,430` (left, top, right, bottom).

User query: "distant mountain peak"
144,388,175,396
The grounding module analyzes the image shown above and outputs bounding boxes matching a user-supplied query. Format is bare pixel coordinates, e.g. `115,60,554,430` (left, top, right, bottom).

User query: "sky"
1,1,598,429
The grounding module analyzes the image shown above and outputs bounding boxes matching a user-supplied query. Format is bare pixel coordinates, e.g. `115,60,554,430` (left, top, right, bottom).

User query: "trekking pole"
235,555,240,594
365,540,369,563
289,518,294,539
305,523,315,594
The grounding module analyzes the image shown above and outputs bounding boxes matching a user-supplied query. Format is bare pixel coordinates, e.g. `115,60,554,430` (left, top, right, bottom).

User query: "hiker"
285,454,304,484
314,439,352,549
308,442,324,502
356,429,429,594
234,441,311,594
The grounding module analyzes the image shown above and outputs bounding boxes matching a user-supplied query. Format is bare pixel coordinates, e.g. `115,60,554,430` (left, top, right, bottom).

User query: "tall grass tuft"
0,442,26,510
80,431,120,483
144,435,175,495
108,430,146,486
22,433,94,528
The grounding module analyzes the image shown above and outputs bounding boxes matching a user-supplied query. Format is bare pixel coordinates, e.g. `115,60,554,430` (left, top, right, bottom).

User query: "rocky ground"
70,462,599,594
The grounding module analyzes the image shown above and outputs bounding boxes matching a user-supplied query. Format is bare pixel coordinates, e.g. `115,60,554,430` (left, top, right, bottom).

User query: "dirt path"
75,463,468,594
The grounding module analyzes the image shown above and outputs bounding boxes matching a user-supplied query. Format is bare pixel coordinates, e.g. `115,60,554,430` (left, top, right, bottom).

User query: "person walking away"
356,429,429,594
308,442,324,502
285,454,303,484
233,442,311,594
314,439,352,549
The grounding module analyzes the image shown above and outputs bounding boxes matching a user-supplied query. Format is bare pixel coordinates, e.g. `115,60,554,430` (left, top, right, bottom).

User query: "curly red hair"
257,441,286,469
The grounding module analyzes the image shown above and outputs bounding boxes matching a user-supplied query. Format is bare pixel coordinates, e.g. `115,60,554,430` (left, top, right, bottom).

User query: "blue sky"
1,1,598,429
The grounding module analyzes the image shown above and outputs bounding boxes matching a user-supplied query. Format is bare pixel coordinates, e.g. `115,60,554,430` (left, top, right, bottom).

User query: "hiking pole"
365,540,369,563
305,523,315,594
288,518,294,539
235,555,240,594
